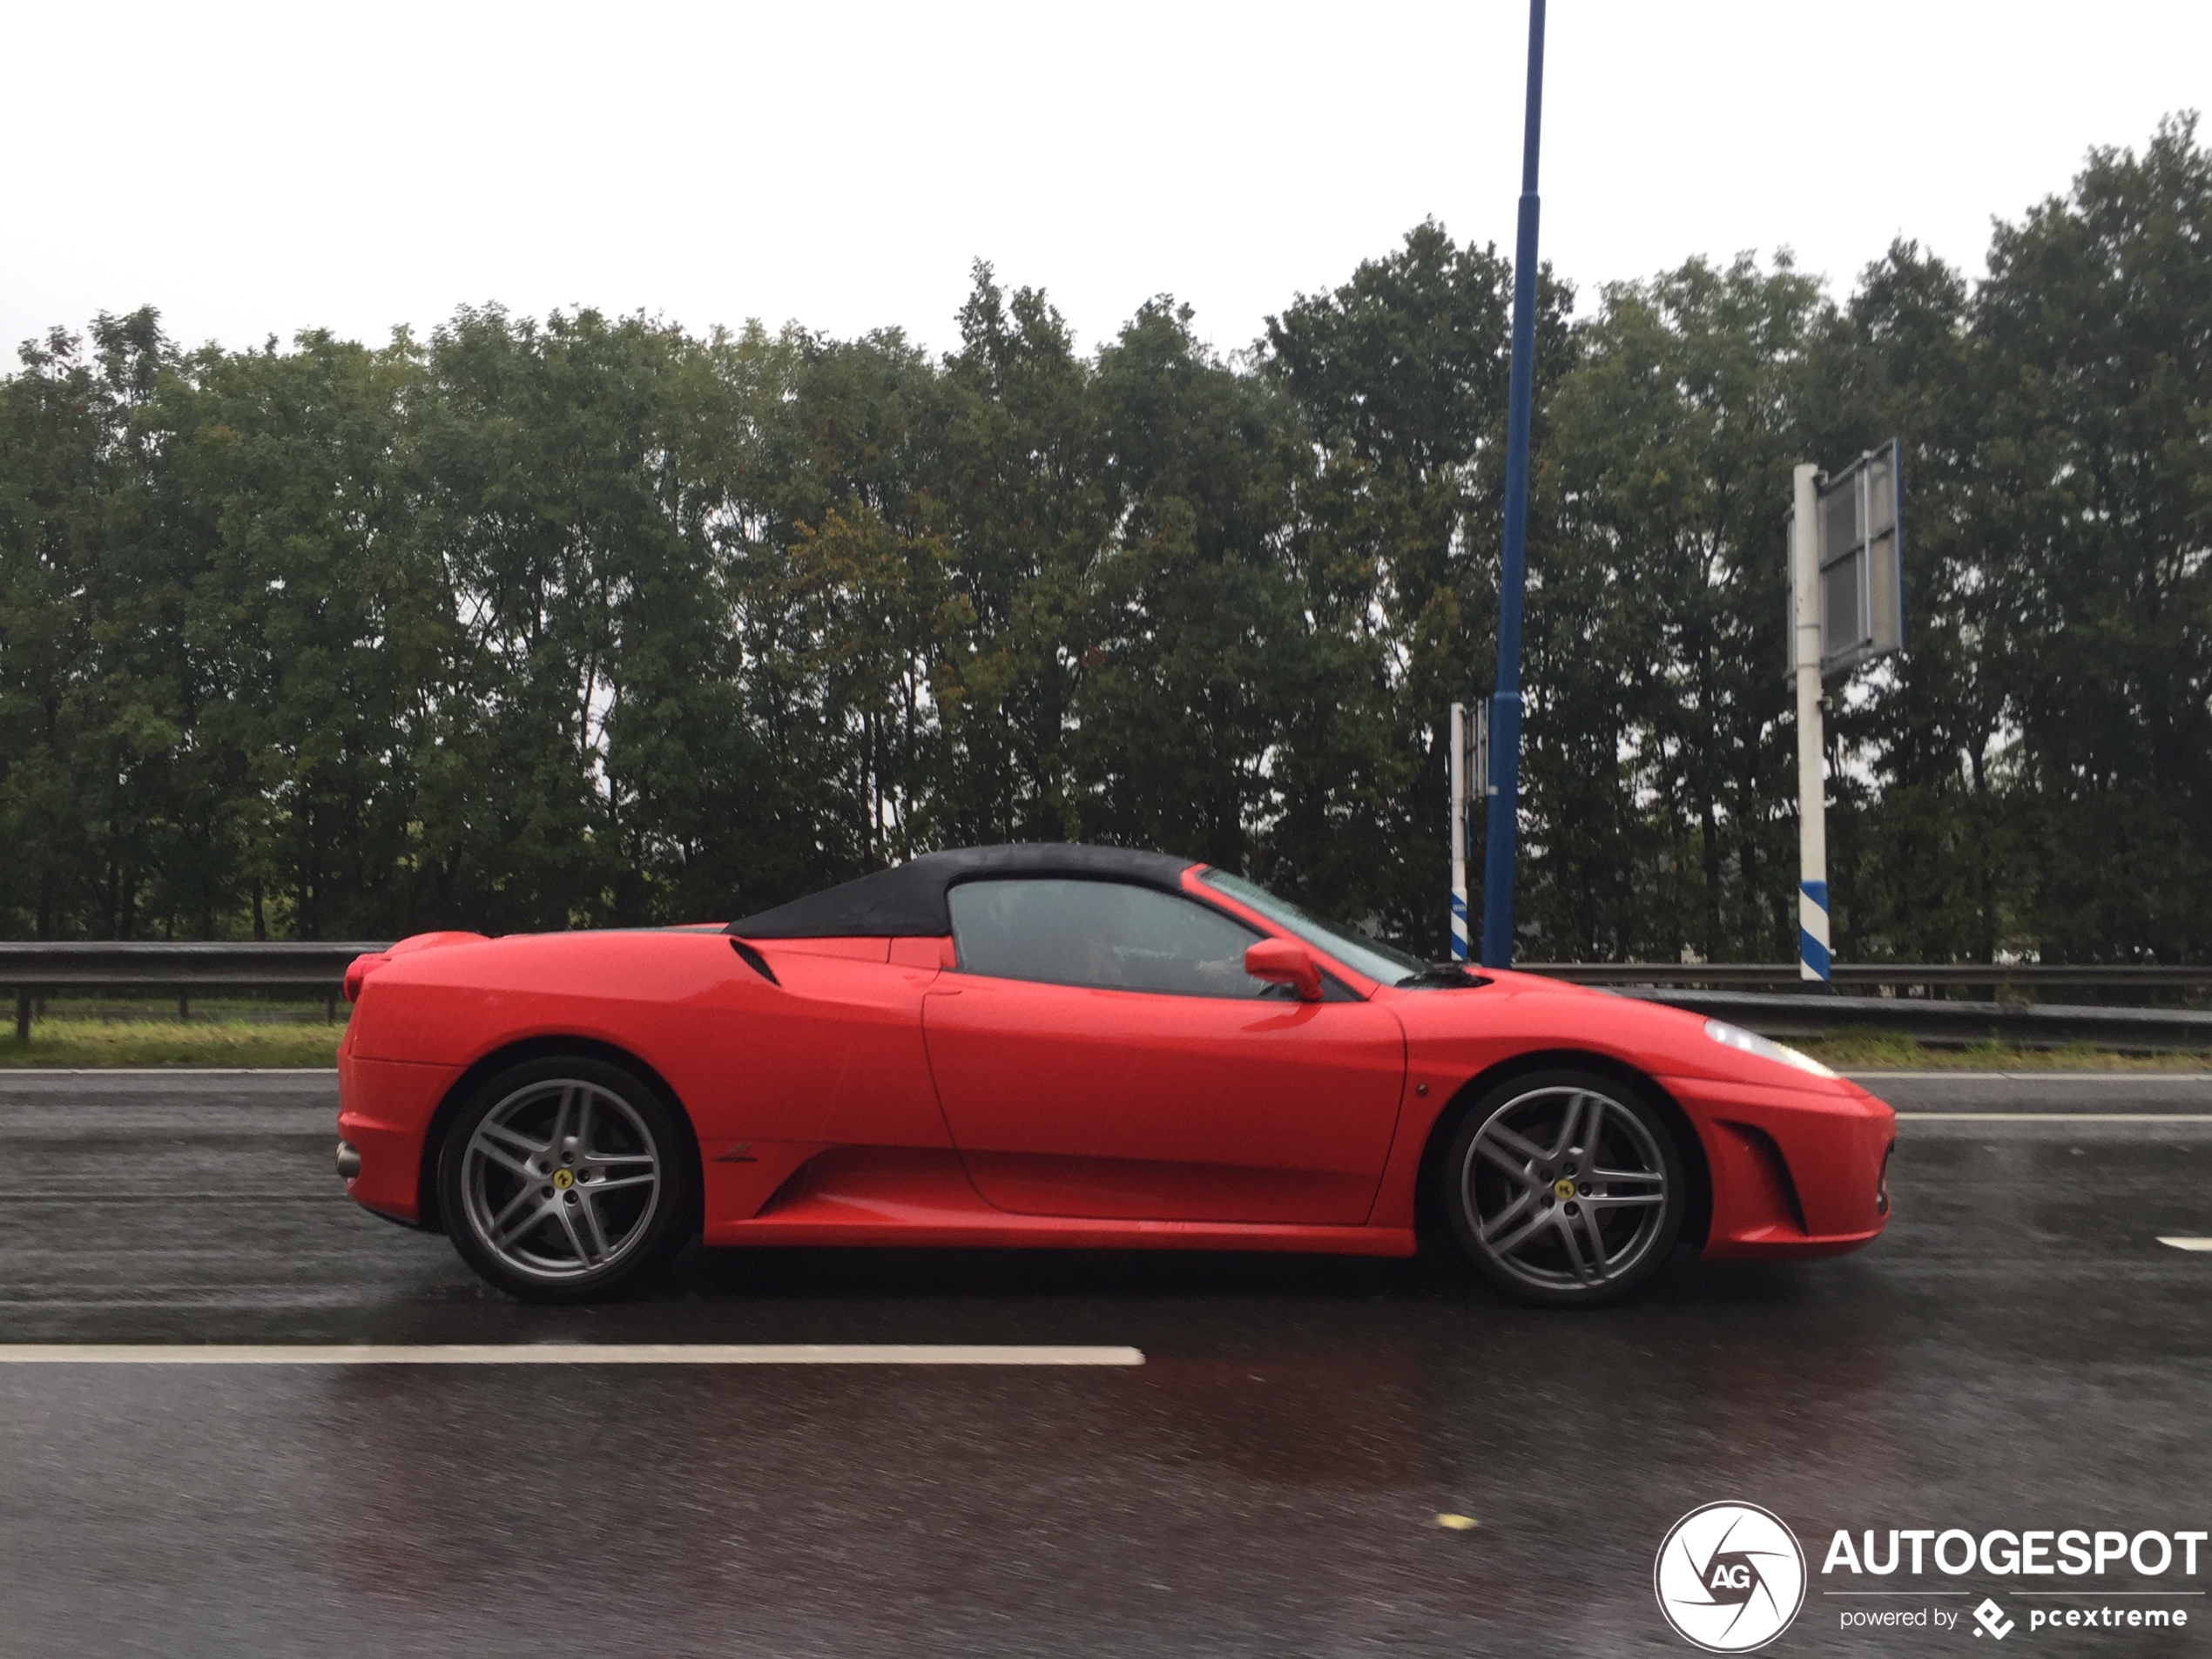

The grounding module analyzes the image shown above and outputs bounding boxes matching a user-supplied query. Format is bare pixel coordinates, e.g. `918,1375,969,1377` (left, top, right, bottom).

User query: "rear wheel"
1440,1069,1685,1308
438,1056,696,1304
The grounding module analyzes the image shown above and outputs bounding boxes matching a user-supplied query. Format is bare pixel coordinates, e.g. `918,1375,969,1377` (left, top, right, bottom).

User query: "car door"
921,877,1406,1224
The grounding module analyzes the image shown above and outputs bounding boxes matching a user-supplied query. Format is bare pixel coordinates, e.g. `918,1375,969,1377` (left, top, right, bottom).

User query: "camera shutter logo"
1654,1502,1808,1652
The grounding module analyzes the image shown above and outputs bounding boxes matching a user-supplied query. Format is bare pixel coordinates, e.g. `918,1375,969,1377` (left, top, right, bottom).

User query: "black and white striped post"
1789,442,1904,986
1790,462,1831,987
1448,702,1472,962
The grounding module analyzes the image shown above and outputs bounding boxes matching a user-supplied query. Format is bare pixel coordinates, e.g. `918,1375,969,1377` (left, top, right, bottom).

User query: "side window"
948,879,1268,999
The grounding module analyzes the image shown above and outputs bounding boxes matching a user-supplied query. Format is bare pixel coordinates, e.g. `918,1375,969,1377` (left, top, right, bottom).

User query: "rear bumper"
1657,1074,1896,1261
336,1051,467,1224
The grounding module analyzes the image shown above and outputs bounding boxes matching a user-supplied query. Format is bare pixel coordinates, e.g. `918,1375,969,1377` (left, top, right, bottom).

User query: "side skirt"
701,1147,1419,1257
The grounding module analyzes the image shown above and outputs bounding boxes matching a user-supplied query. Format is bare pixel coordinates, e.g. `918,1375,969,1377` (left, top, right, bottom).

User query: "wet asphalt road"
2,1070,2209,1658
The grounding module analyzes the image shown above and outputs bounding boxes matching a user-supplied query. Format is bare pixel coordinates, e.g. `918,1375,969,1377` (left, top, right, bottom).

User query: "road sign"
1785,441,1903,987
1787,439,1905,679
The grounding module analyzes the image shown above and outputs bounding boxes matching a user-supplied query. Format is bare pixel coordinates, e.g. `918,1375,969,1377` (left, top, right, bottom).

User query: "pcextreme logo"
1974,1598,2017,1640
1655,1502,1810,1653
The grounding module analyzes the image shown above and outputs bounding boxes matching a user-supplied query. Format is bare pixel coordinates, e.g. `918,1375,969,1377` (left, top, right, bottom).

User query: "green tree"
402,307,771,928
1968,115,2212,960
1262,221,1571,951
1072,297,1311,867
927,267,1105,848
0,309,205,940
164,328,437,938
1533,255,1826,960
1802,240,2020,962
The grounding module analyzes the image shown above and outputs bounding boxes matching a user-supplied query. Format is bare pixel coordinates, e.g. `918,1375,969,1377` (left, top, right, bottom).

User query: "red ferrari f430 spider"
335,845,1894,1308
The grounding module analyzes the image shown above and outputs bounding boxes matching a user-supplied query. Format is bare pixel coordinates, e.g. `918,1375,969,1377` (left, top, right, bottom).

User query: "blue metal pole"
1479,0,1545,968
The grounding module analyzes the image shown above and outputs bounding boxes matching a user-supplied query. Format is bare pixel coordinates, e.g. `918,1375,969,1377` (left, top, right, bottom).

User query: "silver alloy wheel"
459,1079,664,1282
1459,1083,1670,1294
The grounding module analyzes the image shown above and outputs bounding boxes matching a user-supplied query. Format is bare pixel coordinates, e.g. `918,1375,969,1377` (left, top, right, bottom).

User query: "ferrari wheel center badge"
1552,1177,1575,1202
551,1168,575,1190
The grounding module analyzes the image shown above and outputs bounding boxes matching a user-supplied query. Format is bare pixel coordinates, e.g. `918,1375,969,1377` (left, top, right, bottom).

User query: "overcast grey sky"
3,0,2207,361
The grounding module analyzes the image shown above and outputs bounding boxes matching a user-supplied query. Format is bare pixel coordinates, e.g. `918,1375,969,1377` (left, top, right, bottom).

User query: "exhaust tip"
335,1140,361,1183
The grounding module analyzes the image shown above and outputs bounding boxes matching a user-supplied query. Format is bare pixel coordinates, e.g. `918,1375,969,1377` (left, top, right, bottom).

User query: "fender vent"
729,938,779,985
1723,1122,1809,1235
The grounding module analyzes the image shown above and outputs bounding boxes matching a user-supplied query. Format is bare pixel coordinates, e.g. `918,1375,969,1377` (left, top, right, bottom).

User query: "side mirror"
1244,938,1323,1002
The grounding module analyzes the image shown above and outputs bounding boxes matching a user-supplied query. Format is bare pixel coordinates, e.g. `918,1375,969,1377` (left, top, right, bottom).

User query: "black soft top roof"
727,844,1200,939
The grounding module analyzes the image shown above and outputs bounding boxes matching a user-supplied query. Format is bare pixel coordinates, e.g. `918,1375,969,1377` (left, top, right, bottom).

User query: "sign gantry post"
1478,0,1548,969
1789,441,1904,987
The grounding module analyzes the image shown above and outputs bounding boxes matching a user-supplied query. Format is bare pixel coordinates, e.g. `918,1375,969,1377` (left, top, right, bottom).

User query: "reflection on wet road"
2,1070,2208,1656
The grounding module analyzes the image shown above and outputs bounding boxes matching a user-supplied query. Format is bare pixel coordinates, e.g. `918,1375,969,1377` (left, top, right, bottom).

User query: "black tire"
437,1055,698,1305
1440,1067,1686,1309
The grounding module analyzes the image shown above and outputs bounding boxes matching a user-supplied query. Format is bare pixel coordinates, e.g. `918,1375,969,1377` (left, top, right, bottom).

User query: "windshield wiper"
1394,964,1492,989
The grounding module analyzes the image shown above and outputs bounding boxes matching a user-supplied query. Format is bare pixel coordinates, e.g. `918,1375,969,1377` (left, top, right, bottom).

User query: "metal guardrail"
0,942,391,985
1521,963,2212,1049
1609,988,2212,1052
2,941,392,1036
1523,961,2212,994
3,943,2209,1049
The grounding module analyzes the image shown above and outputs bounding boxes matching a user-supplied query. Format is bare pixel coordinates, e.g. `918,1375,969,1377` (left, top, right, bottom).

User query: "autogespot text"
1823,1527,2202,1638
1822,1527,2207,1577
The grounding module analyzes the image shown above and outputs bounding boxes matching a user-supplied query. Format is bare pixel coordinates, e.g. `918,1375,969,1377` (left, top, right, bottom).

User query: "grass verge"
1796,1028,2212,1071
0,1018,344,1069
3,1019,2205,1074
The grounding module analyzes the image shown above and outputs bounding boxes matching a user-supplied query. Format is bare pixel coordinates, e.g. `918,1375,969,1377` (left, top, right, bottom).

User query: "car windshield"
1199,869,1435,987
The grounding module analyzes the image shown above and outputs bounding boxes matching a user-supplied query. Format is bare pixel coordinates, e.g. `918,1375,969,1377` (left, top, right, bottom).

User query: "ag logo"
1654,1502,1807,1652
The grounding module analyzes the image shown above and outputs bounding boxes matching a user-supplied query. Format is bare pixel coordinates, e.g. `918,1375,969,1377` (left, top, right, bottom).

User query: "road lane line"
1894,1112,2212,1122
0,1343,1145,1366
2158,1238,2212,1252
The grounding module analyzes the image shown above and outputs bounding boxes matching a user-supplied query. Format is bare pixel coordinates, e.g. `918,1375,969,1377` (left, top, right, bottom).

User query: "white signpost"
1447,701,1488,962
1788,442,1904,985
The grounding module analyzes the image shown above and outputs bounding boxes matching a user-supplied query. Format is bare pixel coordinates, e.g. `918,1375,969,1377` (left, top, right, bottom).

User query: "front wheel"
1440,1069,1686,1308
438,1056,697,1304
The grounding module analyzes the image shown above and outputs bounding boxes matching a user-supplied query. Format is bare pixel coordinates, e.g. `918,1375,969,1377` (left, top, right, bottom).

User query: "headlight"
1703,1018,1838,1080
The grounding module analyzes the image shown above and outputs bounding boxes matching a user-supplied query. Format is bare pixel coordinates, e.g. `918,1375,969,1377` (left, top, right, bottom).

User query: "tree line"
2,118,2206,962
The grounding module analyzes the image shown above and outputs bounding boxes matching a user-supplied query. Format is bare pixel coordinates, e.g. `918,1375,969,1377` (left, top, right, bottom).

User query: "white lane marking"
2157,1238,2212,1252
1895,1113,2212,1123
0,1344,1144,1366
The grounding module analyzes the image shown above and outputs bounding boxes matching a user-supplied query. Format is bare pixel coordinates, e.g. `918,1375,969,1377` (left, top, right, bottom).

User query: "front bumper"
1659,1074,1896,1260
